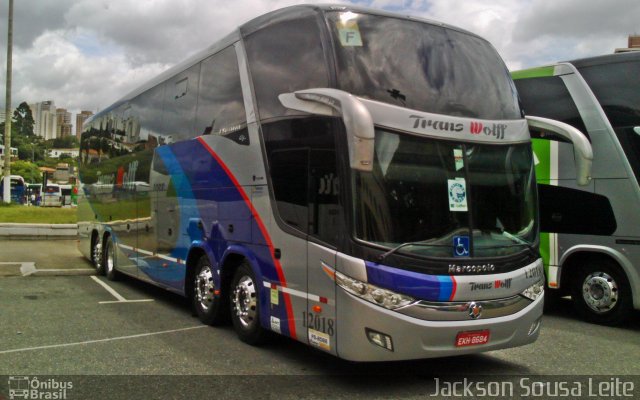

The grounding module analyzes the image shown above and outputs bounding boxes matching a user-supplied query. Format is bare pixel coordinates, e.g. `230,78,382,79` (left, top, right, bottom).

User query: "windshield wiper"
377,241,449,262
475,243,538,257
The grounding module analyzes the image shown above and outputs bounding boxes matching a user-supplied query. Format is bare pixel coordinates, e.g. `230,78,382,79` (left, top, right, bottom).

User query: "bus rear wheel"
230,261,267,345
571,259,632,326
92,236,105,275
192,256,227,325
102,236,119,281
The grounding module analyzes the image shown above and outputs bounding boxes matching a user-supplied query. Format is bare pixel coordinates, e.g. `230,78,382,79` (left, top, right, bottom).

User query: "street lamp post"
2,0,14,204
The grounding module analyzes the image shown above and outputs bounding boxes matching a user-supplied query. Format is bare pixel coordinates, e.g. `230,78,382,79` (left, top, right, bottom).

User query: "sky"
0,0,637,121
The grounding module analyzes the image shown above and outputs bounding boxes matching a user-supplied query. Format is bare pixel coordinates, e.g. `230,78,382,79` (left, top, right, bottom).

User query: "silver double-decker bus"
78,5,591,360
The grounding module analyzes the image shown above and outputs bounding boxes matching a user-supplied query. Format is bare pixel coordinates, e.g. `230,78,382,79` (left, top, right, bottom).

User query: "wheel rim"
232,275,257,328
106,241,115,275
195,264,215,311
93,241,103,270
582,271,618,313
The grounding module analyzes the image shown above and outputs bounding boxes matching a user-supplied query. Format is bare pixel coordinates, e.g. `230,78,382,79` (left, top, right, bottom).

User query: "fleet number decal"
302,311,335,336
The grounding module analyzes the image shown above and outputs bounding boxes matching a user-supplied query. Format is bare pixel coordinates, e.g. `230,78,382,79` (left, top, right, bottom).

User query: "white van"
42,184,62,207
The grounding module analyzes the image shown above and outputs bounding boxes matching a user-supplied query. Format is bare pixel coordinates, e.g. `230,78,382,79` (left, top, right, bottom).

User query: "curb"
0,223,78,238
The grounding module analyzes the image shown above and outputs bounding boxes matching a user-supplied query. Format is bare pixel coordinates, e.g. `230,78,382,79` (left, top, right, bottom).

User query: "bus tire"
103,236,119,281
230,261,267,345
571,259,632,326
193,255,227,326
92,236,105,276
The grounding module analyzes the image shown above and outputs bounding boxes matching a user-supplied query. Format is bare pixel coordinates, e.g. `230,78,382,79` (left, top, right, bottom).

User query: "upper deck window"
244,11,330,121
326,12,521,120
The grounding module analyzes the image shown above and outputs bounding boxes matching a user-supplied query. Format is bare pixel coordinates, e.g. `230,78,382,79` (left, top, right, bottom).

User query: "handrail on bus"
526,115,593,186
279,88,375,172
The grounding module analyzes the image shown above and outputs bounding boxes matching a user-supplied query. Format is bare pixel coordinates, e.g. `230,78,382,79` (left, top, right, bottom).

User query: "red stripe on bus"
449,276,457,301
197,137,297,340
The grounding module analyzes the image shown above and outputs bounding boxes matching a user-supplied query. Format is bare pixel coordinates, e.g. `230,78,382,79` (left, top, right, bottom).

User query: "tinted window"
263,117,342,245
195,46,247,142
327,12,520,120
538,184,616,235
244,13,329,120
131,84,166,148
163,63,200,141
579,60,640,183
514,76,589,136
578,60,640,129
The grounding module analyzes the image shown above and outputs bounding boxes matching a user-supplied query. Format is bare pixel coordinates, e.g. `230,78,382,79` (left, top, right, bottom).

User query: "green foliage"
10,160,42,183
52,135,79,149
13,102,35,137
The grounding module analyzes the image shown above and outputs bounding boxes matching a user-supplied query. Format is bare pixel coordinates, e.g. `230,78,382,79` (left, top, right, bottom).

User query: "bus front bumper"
335,288,543,362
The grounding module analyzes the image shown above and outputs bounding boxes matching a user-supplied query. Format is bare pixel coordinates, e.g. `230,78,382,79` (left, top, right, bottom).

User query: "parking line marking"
90,276,127,301
99,299,155,304
0,326,207,355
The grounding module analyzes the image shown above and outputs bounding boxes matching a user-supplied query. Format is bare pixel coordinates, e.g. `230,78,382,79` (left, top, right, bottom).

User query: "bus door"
305,148,340,356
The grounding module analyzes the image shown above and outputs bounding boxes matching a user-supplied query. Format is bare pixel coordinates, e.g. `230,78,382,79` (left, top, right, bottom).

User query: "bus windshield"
326,12,521,120
353,129,537,258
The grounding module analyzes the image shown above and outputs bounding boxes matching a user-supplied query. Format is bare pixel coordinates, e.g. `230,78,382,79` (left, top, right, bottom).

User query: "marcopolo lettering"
448,264,496,274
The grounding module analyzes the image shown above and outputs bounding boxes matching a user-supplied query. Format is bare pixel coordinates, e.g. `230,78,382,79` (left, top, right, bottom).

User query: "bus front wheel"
571,259,632,326
230,261,267,345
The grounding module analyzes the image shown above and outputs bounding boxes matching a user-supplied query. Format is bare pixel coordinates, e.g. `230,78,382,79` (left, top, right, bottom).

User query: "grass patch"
0,203,77,224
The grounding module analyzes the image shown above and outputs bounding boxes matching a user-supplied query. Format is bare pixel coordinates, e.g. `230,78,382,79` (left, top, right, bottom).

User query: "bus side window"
244,11,330,121
515,76,590,140
163,63,200,141
195,46,247,140
263,117,342,246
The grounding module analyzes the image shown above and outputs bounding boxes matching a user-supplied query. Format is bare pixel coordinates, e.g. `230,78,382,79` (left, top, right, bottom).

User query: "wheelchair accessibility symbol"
453,236,470,257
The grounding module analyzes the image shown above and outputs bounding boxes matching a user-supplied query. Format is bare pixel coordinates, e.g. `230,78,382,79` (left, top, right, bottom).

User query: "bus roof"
87,4,484,125
512,51,640,79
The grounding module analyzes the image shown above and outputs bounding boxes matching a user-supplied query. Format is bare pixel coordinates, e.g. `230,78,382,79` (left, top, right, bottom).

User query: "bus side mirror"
526,116,593,186
279,88,375,172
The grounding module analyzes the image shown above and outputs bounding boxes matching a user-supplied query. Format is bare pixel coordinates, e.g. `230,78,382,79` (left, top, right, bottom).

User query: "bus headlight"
521,280,544,301
335,270,414,310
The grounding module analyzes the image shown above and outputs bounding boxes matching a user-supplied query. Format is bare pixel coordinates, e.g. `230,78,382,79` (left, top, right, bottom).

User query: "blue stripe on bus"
365,261,454,301
167,140,294,338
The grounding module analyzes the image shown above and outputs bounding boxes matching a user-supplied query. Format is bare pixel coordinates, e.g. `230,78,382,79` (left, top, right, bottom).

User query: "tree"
12,102,35,137
10,160,42,183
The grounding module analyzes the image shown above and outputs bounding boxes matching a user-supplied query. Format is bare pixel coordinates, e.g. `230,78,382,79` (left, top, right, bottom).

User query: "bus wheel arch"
562,251,632,325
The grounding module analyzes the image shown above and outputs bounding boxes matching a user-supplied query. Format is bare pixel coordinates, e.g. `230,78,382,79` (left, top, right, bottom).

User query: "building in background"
29,100,58,140
75,111,93,139
48,148,80,159
615,35,640,53
56,108,73,138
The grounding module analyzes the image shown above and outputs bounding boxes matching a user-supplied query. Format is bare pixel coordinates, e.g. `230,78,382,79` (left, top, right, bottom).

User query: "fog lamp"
365,328,394,351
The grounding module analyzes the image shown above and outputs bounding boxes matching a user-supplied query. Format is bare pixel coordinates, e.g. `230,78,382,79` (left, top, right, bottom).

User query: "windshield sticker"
336,20,363,47
454,149,464,171
448,178,468,212
453,235,470,257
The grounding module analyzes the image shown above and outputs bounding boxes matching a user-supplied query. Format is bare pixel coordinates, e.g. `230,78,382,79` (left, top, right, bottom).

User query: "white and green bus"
513,52,640,325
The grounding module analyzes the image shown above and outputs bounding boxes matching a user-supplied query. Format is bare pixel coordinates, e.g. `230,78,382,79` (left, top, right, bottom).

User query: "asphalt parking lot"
0,239,639,399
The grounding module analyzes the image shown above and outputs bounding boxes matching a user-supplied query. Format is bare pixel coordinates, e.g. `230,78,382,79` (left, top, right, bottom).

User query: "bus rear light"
335,270,414,310
365,328,394,351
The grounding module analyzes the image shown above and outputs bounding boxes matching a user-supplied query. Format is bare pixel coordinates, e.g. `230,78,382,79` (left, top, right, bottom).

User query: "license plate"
455,330,490,347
